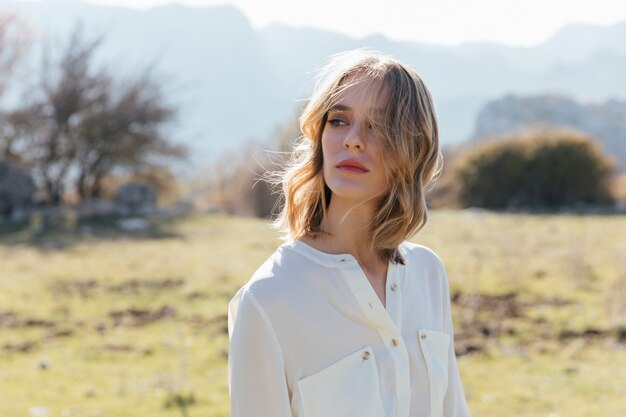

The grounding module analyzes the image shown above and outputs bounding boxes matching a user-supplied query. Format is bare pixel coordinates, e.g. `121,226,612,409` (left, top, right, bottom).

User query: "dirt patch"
49,277,186,298
450,290,622,354
23,318,55,327
102,343,134,352
3,341,38,352
44,329,74,339
455,343,485,356
0,311,56,328
108,278,185,294
0,312,72,353
452,291,573,312
450,291,575,355
212,314,229,335
108,305,176,327
185,291,208,300
0,311,19,327
209,313,228,325
452,291,522,319
50,279,98,298
559,327,611,341
186,313,228,334
520,296,573,308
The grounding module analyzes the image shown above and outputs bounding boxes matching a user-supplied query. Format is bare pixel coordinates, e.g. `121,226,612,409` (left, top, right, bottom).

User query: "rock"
116,217,149,231
76,198,119,217
0,159,35,219
28,407,48,417
39,357,50,370
114,183,157,216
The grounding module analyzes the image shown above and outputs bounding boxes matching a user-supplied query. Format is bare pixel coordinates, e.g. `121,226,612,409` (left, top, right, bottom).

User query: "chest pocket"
297,346,387,417
418,329,451,417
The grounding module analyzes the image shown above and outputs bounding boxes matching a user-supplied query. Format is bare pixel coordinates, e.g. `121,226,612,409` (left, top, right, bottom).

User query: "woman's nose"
343,124,366,151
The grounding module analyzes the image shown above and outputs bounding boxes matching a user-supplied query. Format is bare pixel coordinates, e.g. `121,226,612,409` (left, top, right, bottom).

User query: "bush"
453,128,616,209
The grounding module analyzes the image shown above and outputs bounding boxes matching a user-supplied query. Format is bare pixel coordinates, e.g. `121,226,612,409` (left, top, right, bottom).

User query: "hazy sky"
74,0,626,46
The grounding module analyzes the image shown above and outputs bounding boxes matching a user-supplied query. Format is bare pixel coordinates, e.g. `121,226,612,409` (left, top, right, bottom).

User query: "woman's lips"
337,165,368,174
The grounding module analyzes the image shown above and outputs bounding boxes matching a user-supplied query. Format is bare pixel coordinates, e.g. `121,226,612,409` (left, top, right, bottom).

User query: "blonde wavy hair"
271,49,443,264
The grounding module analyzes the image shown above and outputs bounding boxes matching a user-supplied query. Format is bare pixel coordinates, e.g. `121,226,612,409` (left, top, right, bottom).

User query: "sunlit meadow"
0,210,625,417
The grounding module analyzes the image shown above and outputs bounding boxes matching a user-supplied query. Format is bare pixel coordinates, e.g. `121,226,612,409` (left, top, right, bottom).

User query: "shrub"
453,128,616,209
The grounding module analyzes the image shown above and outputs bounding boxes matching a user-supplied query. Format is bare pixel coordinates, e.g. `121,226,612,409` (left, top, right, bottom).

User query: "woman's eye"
328,118,347,127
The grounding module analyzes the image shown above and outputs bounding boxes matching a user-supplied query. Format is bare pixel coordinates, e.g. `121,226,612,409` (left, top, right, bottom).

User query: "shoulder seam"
403,241,444,264
242,287,285,358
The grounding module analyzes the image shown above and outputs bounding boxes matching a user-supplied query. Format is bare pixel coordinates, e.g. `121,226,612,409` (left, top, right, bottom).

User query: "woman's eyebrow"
328,104,351,112
327,104,386,116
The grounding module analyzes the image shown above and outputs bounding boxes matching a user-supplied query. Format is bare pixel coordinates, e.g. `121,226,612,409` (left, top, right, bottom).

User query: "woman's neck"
306,195,385,269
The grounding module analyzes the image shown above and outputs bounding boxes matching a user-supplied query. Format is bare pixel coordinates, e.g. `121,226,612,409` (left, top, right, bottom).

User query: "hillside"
472,95,626,172
1,0,626,173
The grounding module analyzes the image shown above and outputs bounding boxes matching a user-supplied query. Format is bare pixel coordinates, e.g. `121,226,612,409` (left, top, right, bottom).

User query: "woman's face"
321,75,389,206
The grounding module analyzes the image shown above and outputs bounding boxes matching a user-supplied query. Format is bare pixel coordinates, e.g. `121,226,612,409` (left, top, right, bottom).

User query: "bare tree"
29,27,106,204
0,9,32,163
75,69,186,199
0,10,31,98
0,104,41,165
2,23,186,205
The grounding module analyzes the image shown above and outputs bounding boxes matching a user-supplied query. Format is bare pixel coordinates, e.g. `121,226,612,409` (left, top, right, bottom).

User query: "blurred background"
0,0,625,416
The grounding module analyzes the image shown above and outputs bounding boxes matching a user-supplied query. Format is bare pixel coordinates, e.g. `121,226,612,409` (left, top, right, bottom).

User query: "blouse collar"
282,239,408,268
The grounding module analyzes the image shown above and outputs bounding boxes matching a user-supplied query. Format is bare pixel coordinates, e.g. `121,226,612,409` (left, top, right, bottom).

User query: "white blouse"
227,239,471,417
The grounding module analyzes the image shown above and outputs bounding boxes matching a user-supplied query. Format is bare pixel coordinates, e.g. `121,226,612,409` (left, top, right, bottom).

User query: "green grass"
0,210,625,416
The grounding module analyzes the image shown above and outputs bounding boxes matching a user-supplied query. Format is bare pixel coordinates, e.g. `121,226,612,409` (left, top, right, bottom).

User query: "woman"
227,50,471,417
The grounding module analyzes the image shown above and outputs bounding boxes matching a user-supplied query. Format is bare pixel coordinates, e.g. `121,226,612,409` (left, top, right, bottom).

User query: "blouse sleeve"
439,264,472,417
227,287,293,417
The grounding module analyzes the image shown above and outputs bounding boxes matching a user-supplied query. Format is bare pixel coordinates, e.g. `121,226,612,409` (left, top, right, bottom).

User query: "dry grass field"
0,210,625,417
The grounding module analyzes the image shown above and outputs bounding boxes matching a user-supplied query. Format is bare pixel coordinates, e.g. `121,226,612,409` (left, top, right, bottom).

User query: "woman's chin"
328,188,380,204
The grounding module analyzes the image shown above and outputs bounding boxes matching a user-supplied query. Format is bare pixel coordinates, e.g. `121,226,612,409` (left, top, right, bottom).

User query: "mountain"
472,95,626,172
1,0,626,175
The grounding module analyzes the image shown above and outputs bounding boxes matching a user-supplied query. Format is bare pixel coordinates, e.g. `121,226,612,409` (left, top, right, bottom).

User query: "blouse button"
421,334,427,340
391,338,399,347
362,351,370,360
390,283,398,291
